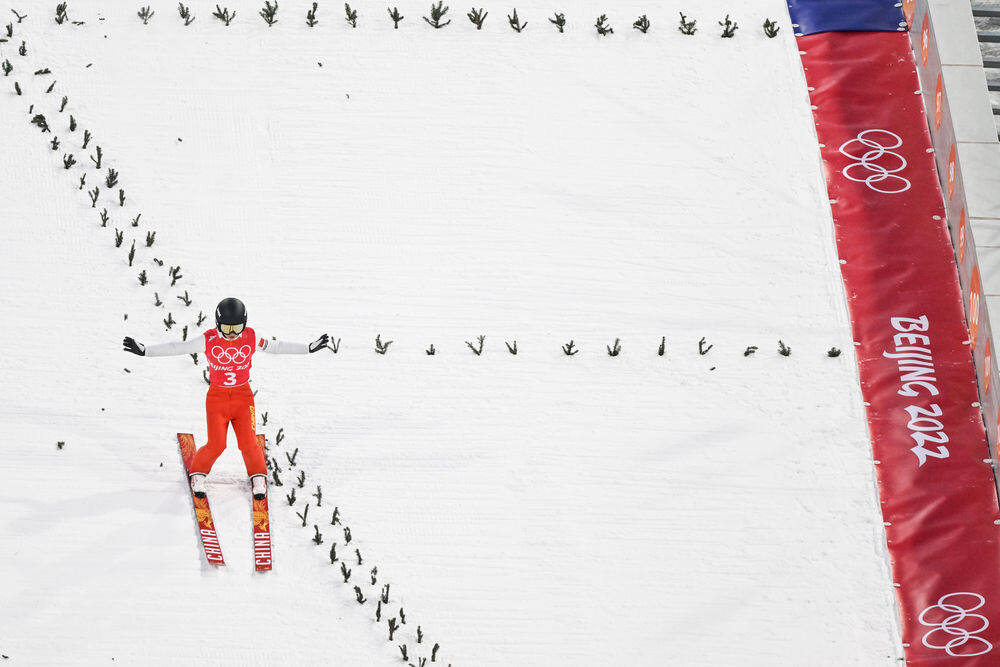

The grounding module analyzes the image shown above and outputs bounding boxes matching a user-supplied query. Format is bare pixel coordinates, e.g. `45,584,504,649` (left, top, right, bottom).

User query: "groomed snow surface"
0,2,903,664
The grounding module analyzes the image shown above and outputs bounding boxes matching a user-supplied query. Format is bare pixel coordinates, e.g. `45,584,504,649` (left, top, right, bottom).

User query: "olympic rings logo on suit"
210,345,253,365
918,592,994,657
838,129,912,194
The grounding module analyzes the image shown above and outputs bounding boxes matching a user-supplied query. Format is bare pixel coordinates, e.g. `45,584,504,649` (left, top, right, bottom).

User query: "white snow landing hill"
0,1,904,665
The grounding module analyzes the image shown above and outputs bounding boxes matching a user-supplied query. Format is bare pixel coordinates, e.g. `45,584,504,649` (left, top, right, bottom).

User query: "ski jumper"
144,328,310,476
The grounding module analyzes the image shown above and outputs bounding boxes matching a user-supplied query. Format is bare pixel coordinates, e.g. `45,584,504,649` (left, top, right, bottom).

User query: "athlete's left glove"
123,336,146,356
308,333,330,353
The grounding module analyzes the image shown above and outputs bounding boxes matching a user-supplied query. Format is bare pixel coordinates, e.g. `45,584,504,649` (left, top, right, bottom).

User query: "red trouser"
189,383,266,476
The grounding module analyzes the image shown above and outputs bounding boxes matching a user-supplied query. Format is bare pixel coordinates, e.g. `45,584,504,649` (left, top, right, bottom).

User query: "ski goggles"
219,323,245,335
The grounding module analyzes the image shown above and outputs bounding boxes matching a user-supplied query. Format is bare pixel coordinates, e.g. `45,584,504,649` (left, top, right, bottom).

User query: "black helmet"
215,297,247,335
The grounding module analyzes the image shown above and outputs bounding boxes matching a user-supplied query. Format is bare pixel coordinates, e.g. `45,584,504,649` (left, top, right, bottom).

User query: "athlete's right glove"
123,336,146,356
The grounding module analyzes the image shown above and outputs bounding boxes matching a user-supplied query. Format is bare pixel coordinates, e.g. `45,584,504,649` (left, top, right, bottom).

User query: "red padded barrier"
797,31,1000,663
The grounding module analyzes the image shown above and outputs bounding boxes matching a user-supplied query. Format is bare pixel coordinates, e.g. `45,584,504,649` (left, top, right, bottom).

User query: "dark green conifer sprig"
163,311,175,330
678,12,696,35
138,270,148,285
827,347,841,357
340,560,352,581
285,446,299,467
114,229,124,247
169,265,182,286
633,14,649,33
4,22,12,37
426,344,436,355
213,4,236,25
562,340,578,356
99,208,108,225
388,6,404,28
399,645,408,661
549,11,565,32
763,18,779,38
31,113,49,132
370,566,378,585
296,503,310,527
417,626,423,643
196,310,206,326
387,617,400,640
177,290,192,306
145,230,156,247
698,336,712,355
79,173,87,189
778,340,791,356
50,136,60,150
130,213,141,227
743,345,757,356
506,340,517,355
306,2,318,26
375,334,393,354
154,291,163,306
594,14,612,35
354,586,365,603
18,40,27,56
466,334,485,355
329,541,338,563
46,80,56,93
344,3,357,27
331,506,341,525
607,338,621,356
432,644,440,661
380,582,390,603
60,95,69,112
11,10,27,24
88,186,100,207
105,168,119,188
34,67,52,75
2,59,12,76
658,336,666,356
297,470,306,488
178,3,195,25
508,8,526,32
259,1,278,26
312,524,323,544
423,1,450,28
69,115,76,131
90,145,103,169
719,14,737,38
137,6,155,24
128,241,136,266
55,3,69,25
82,129,92,149
329,337,340,353
62,153,76,169
271,467,283,486
467,7,487,29
313,485,322,506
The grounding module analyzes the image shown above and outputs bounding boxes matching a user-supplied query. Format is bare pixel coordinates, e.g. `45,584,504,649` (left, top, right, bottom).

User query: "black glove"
123,336,146,356
308,333,330,353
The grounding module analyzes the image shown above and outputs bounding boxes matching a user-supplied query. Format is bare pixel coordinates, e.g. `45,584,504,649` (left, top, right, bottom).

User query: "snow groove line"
1,16,447,666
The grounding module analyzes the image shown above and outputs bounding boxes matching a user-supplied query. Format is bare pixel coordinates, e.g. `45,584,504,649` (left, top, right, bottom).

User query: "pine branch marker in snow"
57,441,65,449
296,470,305,488
306,2,318,26
169,265,182,286
18,40,26,56
466,334,485,355
633,15,650,33
698,337,713,355
381,583,390,603
399,607,406,624
99,208,108,225
138,270,148,286
341,561,351,582
69,115,76,131
594,14,612,35
177,290,192,306
178,3,195,25
607,338,621,357
375,334,393,354
89,186,100,207
827,347,841,357
271,467,283,486
137,6,155,24
355,547,362,565
432,643,440,661
331,506,341,525
343,526,352,544
55,4,69,25
467,7,486,29
658,336,666,356
426,344,436,355
196,310,206,326
286,447,298,467
128,241,135,266
778,340,791,356
276,427,285,446
30,114,49,132
105,168,118,188
163,312,175,330
329,542,338,563
50,136,60,151
114,229,124,248
388,617,399,640
11,10,27,23
423,1,450,29
508,8,526,32
82,130,92,149
549,12,565,32
312,524,323,544
399,645,408,661
370,566,378,585
213,5,236,26
259,1,279,26
678,12,696,35
562,340,578,356
90,146,102,169
62,153,75,169
376,599,382,621
329,337,340,353
743,345,758,357
719,15,738,38
35,68,51,76
344,3,357,27
296,503,310,527
506,340,517,355
763,18,779,38
2,60,11,76
45,81,56,93
79,173,87,190
417,626,423,643
59,96,68,112
145,231,155,247
354,586,366,604
154,292,163,306
387,6,404,28
313,485,322,506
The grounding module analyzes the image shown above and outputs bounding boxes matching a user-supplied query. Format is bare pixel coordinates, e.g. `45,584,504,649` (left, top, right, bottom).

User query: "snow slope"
1,2,903,664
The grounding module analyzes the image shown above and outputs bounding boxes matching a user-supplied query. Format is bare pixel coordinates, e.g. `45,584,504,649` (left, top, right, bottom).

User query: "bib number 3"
224,372,237,386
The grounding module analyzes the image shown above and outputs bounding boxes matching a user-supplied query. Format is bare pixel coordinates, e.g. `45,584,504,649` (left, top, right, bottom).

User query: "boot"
189,473,207,498
251,474,267,500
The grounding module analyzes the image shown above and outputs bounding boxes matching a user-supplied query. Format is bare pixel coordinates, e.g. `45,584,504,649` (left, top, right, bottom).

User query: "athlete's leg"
190,387,231,474
232,385,266,476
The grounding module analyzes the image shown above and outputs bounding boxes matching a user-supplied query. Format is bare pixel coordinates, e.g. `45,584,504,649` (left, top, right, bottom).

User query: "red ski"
252,434,272,572
177,433,226,566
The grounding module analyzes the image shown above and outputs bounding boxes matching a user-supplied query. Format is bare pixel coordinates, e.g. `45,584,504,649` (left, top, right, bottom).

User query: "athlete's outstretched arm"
123,336,202,357
257,333,330,355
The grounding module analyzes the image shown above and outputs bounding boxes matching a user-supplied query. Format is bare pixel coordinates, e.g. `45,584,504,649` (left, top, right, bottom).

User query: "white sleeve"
144,338,204,357
257,335,310,355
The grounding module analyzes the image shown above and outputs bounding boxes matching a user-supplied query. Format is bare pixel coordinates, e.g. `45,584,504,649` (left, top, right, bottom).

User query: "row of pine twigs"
18,3,783,38
1,16,446,667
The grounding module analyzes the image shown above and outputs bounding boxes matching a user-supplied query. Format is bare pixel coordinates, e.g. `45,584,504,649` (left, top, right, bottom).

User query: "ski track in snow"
0,2,903,665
